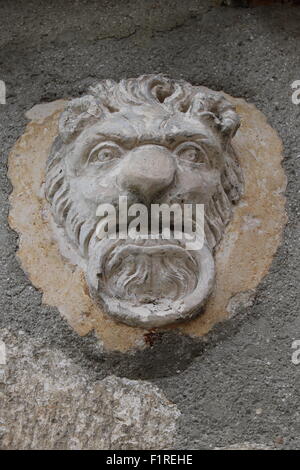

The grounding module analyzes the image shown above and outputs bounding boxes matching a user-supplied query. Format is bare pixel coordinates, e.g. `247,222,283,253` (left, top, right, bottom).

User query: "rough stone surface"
214,442,272,450
0,328,180,450
1,0,300,450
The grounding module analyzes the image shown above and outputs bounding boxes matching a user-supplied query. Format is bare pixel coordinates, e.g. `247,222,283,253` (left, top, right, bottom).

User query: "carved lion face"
45,75,243,327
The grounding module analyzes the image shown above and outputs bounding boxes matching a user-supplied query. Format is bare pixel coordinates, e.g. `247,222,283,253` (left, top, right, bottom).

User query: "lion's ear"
189,92,240,146
218,108,240,141
212,95,240,144
59,95,102,143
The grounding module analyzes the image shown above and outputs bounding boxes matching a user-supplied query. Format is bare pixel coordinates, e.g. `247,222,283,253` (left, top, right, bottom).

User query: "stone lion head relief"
45,75,243,328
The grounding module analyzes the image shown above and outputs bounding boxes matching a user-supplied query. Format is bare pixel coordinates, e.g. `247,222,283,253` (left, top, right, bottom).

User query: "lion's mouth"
102,238,197,271
99,238,199,304
86,231,215,327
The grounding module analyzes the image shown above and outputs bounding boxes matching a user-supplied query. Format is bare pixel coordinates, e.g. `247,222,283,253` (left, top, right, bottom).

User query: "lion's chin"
86,237,215,328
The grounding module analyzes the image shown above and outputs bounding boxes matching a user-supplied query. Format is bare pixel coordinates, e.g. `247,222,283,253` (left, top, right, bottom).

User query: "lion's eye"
175,143,207,165
88,142,123,164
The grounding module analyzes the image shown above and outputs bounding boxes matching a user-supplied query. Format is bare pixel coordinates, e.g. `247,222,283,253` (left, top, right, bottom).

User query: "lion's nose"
117,145,175,203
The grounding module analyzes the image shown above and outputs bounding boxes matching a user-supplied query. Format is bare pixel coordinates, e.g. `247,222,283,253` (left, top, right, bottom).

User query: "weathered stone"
44,75,243,328
215,442,272,450
8,86,287,351
0,329,180,450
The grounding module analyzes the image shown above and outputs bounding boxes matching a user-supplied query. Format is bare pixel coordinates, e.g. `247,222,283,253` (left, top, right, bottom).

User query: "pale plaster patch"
226,289,256,318
24,99,66,123
8,95,287,351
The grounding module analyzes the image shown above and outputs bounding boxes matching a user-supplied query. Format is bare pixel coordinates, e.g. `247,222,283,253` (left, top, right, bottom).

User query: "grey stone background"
0,0,299,449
